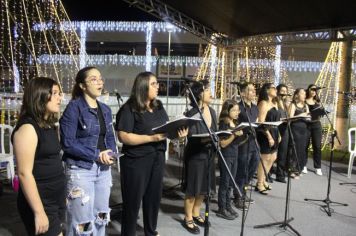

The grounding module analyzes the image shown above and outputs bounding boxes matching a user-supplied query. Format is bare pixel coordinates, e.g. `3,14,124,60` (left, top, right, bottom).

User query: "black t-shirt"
219,121,239,157
12,116,64,182
116,101,169,157
96,105,106,151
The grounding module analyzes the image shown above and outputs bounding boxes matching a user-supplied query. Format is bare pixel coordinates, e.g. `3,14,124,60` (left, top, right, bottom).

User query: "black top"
12,116,64,182
219,121,239,157
96,105,106,151
238,101,259,150
294,103,308,116
116,100,169,157
184,106,218,160
308,103,325,121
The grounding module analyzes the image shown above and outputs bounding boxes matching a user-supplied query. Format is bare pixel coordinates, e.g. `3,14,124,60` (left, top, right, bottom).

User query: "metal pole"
166,31,171,110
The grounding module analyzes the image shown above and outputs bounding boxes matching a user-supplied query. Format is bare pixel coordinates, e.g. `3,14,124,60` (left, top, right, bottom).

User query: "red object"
12,175,19,192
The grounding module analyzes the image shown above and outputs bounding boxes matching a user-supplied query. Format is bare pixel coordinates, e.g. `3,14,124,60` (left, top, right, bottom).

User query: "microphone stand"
183,82,243,236
254,98,301,236
304,93,348,216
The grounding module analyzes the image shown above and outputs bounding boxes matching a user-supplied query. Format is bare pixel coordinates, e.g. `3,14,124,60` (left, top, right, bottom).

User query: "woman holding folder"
116,72,187,236
256,83,281,195
217,99,243,220
182,79,217,234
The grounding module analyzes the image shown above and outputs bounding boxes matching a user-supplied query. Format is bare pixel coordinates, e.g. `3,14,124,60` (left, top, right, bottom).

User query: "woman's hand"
233,130,243,137
268,138,275,148
177,127,189,139
34,211,49,235
151,133,166,142
98,149,114,165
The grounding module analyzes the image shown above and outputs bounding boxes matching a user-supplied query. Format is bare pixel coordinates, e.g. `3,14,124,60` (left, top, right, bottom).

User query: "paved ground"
1,155,356,236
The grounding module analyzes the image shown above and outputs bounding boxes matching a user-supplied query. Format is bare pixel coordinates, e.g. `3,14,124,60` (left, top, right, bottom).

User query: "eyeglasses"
86,76,105,85
150,81,159,87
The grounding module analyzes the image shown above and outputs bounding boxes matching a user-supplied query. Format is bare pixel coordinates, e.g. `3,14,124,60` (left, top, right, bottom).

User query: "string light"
33,21,182,33
145,22,153,71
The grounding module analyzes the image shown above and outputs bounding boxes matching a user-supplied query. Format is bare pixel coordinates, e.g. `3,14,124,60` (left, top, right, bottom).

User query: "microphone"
114,89,123,102
337,91,353,96
312,86,326,90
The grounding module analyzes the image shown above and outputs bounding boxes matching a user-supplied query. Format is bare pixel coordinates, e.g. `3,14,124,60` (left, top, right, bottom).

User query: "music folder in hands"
152,116,201,139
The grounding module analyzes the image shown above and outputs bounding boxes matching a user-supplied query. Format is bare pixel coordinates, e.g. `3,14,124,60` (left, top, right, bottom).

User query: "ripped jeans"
65,163,112,236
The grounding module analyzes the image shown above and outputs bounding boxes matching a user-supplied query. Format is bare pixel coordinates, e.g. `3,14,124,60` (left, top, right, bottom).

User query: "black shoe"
192,216,211,227
216,208,236,220
226,207,239,217
183,219,200,234
275,177,287,183
235,199,248,210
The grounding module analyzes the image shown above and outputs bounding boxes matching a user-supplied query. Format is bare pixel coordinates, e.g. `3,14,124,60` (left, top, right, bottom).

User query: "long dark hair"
257,82,276,104
276,83,288,95
189,79,210,108
127,71,161,113
219,99,238,125
306,84,320,102
72,66,97,99
19,77,60,127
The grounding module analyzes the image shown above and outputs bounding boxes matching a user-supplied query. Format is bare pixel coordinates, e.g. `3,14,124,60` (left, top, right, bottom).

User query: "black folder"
152,116,201,139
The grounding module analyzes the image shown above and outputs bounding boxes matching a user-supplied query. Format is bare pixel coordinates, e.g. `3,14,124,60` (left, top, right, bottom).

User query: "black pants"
291,122,309,172
120,152,165,236
218,156,237,209
307,121,322,168
276,125,289,179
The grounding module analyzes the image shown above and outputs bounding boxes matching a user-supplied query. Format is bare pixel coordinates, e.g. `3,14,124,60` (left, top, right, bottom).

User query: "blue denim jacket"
60,96,117,170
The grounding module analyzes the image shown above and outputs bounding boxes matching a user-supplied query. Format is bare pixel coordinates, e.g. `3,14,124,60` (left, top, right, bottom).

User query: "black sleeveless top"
294,103,307,116
12,116,64,182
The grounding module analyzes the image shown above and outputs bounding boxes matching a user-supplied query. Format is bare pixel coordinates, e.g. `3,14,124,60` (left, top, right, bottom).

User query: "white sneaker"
302,166,308,174
315,168,323,176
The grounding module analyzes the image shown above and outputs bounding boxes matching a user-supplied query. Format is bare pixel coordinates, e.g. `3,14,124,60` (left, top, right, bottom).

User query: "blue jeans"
235,145,259,196
66,163,112,236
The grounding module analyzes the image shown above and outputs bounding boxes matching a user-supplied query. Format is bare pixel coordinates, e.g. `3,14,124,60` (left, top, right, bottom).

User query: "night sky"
61,0,158,21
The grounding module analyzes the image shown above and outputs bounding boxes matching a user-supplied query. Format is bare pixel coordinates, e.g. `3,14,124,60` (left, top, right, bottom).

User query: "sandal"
264,183,272,190
255,185,268,195
183,219,200,234
193,215,211,227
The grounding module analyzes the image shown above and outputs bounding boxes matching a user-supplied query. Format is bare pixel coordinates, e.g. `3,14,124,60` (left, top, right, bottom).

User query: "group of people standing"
180,80,326,233
11,66,325,236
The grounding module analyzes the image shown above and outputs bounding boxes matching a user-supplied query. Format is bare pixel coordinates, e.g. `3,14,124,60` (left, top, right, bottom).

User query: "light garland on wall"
33,21,182,33
34,54,354,73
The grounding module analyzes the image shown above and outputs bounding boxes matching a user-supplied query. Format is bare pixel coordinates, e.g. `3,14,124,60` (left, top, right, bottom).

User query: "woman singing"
275,84,290,183
116,72,187,236
306,84,323,176
183,79,217,234
60,67,117,236
289,88,310,176
217,99,242,220
256,83,280,195
12,77,65,236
